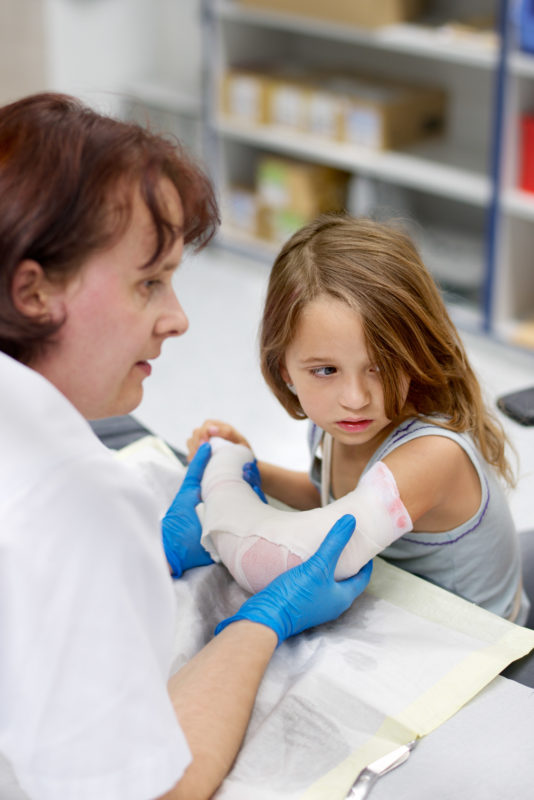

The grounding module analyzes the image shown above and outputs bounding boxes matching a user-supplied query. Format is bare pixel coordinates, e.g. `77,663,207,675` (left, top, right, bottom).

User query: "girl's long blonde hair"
260,213,514,486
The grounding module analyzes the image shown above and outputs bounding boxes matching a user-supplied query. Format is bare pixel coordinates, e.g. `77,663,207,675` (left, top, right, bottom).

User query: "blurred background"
2,0,534,529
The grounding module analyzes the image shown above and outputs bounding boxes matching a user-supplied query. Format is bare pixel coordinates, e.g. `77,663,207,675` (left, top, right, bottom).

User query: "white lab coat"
0,351,191,800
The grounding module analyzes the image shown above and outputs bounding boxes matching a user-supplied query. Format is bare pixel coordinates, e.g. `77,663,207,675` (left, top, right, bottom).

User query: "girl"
190,213,529,624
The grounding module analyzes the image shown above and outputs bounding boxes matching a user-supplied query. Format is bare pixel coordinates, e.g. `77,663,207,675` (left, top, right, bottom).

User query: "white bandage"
200,440,412,593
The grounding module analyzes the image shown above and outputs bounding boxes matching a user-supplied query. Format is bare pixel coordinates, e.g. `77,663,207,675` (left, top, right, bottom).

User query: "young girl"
189,213,529,624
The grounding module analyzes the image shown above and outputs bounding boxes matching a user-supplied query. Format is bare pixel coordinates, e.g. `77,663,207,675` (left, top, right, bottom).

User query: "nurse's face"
31,180,188,419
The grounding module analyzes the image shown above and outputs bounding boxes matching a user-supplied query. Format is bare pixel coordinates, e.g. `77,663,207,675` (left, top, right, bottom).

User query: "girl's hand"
186,419,252,461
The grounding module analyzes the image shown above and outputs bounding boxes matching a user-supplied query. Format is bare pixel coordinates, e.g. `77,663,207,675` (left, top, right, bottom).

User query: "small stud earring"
286,383,297,395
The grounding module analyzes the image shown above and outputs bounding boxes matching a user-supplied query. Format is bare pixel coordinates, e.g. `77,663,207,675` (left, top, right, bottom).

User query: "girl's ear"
12,260,61,321
279,362,291,384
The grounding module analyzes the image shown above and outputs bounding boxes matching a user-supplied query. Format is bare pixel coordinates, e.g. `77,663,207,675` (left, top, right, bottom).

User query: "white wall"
143,0,202,96
43,0,154,113
0,0,47,105
0,0,202,114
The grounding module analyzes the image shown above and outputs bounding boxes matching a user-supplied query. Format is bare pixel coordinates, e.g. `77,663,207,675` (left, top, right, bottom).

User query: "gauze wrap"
200,440,412,594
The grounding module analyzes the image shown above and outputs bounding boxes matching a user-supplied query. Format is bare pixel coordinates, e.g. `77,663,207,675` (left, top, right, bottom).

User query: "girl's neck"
330,420,399,497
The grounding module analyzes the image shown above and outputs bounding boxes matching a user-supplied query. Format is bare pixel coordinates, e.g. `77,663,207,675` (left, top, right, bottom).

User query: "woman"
0,93,372,800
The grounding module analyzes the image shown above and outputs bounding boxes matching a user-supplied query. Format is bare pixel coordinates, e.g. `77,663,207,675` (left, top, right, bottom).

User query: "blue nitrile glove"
214,514,373,643
162,442,214,578
242,459,267,503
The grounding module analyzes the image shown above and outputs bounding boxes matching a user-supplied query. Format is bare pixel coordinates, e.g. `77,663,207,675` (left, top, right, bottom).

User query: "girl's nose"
339,375,369,410
155,293,189,338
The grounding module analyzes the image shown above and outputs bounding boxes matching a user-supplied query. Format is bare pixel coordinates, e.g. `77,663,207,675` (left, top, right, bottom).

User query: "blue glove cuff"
161,526,184,579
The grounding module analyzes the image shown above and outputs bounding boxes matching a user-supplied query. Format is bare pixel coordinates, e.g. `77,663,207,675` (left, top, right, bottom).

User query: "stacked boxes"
256,156,349,243
221,67,446,150
226,156,349,245
220,68,271,126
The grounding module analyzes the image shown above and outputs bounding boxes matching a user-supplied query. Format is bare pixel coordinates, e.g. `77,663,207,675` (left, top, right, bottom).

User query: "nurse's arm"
159,619,277,800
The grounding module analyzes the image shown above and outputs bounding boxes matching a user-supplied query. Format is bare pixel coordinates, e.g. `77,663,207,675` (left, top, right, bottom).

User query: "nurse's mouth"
135,361,152,377
336,419,372,433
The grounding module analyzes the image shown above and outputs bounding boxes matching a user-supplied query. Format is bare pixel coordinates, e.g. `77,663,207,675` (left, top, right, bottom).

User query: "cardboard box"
339,77,446,150
220,68,271,125
264,71,345,138
268,76,345,139
221,66,311,131
267,76,309,130
512,320,534,350
256,156,348,242
225,185,258,236
239,0,425,28
306,88,345,140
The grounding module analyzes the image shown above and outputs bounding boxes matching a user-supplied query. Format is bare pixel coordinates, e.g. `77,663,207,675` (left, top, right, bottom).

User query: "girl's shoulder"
371,417,477,464
383,431,474,486
381,422,484,529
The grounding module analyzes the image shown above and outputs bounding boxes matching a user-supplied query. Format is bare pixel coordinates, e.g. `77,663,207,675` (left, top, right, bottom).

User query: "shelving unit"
496,18,534,343
117,1,204,158
123,80,203,158
201,0,534,344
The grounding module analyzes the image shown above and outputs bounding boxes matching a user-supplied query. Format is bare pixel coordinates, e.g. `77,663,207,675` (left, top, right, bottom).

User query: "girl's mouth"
336,419,372,433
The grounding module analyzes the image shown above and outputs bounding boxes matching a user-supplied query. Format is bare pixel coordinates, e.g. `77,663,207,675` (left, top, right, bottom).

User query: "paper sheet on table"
119,437,534,800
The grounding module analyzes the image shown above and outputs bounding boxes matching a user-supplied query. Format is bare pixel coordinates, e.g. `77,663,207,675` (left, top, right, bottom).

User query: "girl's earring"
286,383,297,395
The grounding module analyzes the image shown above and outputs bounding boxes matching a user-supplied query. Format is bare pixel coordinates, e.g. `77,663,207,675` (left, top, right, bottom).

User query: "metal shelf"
503,188,534,220
215,0,498,68
124,81,201,116
216,117,491,205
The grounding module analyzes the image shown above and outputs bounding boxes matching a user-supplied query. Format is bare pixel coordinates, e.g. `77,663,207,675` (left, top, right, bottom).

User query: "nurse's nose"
155,292,189,338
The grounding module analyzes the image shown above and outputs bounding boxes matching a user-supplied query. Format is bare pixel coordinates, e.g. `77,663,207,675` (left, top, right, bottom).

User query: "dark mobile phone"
497,386,534,426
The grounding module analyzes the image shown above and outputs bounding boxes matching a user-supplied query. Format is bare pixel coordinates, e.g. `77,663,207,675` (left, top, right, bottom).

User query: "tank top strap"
366,418,480,474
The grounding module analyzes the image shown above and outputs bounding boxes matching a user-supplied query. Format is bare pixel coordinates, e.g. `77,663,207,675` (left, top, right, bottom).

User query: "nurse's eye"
311,366,337,377
141,278,163,293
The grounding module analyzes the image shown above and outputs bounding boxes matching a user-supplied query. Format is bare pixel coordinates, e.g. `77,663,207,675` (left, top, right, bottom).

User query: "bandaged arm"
201,441,412,593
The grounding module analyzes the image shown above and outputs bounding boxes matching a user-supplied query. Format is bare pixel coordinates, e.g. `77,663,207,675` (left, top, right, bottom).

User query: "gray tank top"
308,418,529,624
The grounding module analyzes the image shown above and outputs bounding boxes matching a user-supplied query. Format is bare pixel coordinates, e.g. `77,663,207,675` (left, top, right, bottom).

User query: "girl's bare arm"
383,435,482,533
256,460,320,510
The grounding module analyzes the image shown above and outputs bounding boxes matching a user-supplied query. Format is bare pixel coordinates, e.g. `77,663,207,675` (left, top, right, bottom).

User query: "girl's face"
30,179,188,419
282,295,409,450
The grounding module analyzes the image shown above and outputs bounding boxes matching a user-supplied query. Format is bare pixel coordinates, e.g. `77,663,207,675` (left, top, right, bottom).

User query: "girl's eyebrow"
299,356,334,364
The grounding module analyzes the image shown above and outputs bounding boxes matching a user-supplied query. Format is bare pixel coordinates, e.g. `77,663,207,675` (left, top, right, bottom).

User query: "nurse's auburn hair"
260,213,514,486
0,92,219,363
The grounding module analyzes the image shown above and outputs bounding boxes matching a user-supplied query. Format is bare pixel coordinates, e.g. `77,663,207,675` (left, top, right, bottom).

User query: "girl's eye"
311,366,337,377
369,364,380,374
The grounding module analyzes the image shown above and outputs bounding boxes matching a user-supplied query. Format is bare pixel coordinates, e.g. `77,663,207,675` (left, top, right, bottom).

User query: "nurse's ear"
12,260,63,322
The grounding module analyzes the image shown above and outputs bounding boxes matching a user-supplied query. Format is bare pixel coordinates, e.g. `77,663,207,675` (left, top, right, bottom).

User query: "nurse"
0,93,372,800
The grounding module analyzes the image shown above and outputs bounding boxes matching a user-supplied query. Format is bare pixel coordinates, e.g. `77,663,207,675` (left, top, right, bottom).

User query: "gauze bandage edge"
200,440,412,591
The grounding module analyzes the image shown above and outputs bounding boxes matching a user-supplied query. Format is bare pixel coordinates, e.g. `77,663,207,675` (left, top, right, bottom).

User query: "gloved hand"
242,459,267,503
162,442,214,578
215,514,372,643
